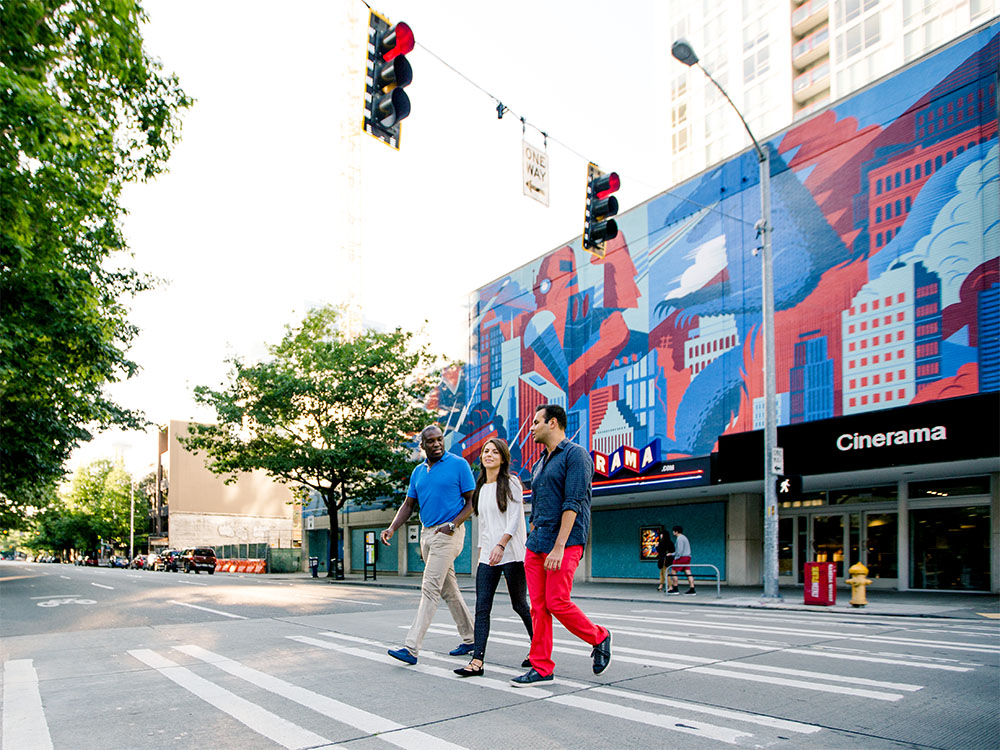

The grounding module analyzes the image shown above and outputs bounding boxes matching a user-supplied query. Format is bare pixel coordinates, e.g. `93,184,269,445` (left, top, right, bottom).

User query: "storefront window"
865,512,897,578
779,517,794,575
829,485,897,504
812,514,845,577
909,476,990,499
910,506,990,590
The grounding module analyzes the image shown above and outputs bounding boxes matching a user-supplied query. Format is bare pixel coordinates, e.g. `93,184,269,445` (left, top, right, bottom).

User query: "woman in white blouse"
453,437,533,677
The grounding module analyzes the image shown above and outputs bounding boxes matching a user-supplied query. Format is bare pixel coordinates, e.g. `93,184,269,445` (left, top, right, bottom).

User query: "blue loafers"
387,647,417,665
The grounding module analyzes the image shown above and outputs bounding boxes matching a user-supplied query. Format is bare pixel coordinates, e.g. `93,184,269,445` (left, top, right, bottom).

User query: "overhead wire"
355,0,759,228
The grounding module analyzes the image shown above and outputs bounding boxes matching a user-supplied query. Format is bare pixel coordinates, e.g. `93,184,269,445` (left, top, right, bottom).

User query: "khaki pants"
403,525,474,655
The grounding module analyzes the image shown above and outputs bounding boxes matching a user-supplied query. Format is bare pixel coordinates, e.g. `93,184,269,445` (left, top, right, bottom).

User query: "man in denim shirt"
511,404,612,686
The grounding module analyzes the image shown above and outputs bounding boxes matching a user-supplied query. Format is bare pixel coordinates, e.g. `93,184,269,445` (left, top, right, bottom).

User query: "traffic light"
583,162,620,257
363,10,414,150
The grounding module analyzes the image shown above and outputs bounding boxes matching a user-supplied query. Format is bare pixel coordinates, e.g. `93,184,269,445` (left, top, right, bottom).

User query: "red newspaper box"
804,562,837,605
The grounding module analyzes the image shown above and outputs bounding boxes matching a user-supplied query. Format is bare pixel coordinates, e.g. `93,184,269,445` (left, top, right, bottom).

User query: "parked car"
146,553,160,570
76,554,97,566
159,549,183,572
131,554,147,569
111,556,129,568
180,547,217,575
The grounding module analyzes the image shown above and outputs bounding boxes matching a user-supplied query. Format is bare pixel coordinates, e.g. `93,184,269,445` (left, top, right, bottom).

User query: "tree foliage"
182,306,440,565
0,1,192,516
28,458,146,554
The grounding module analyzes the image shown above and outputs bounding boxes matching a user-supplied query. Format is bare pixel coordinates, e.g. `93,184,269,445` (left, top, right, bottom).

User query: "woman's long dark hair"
472,438,514,515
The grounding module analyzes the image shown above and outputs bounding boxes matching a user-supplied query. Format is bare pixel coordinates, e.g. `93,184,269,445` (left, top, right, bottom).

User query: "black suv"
180,547,217,574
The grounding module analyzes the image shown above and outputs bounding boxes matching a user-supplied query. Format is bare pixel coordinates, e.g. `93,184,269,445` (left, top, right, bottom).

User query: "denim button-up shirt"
527,438,593,555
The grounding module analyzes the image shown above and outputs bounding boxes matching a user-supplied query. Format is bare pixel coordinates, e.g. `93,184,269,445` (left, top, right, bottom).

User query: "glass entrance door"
811,514,846,578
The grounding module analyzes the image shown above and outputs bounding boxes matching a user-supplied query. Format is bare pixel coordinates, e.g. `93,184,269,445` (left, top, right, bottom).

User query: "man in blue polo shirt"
381,425,476,664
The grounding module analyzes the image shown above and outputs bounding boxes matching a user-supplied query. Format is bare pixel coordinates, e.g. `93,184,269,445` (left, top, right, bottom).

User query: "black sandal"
454,663,484,677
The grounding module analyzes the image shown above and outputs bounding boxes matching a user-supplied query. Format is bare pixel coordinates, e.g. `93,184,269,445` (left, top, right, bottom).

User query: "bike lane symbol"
37,598,96,607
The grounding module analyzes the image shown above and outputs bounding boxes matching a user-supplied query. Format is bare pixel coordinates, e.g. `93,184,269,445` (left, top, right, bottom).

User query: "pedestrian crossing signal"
776,474,803,499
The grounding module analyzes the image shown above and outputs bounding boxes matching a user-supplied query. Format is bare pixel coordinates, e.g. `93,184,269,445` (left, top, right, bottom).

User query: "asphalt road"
2,560,998,749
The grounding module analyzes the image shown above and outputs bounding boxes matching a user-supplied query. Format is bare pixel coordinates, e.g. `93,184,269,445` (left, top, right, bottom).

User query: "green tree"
182,306,438,576
0,1,192,519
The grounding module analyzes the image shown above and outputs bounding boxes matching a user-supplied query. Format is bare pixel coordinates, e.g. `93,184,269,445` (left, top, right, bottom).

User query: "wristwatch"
446,522,456,532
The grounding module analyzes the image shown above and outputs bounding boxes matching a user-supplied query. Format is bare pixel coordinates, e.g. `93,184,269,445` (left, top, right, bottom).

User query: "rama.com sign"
590,439,710,495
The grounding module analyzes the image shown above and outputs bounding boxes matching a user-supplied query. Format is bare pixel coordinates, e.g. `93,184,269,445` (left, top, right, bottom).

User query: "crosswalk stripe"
431,624,922,697
167,599,246,619
783,648,974,672
859,635,1000,654
719,661,922,690
292,633,761,744
689,667,904,701
494,617,781,651
589,688,820,734
3,659,53,750
128,649,329,749
175,644,466,750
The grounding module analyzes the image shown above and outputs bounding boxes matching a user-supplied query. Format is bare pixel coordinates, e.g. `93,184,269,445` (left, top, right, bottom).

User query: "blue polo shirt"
527,438,593,554
407,451,475,528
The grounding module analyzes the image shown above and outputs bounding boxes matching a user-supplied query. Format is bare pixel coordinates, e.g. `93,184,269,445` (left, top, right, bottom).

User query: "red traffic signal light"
583,163,620,257
363,11,414,149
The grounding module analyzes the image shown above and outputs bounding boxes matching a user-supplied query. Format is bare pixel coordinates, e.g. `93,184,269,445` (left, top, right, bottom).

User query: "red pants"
525,546,607,677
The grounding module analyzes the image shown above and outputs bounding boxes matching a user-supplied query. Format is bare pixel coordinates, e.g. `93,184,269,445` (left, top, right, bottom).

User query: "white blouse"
477,476,527,565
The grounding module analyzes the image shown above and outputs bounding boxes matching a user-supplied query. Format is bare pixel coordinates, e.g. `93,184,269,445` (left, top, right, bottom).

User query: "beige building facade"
157,420,300,552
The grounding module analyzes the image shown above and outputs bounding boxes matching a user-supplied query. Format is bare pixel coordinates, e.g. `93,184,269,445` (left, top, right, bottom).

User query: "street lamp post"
671,39,781,600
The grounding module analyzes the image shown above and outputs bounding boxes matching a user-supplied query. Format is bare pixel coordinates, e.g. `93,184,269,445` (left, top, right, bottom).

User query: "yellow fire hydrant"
846,562,872,607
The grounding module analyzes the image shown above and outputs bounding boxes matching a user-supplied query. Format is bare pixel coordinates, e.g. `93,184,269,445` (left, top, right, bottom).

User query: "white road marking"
860,635,1000,654
494,616,783,651
168,600,246,619
30,595,79,599
294,594,383,605
719,661,923,691
689,667,904,701
784,648,974,671
128,649,327,749
90,582,113,590
3,659,54,750
294,633,774,745
175,579,208,586
429,624,923,697
593,611,847,638
176,645,467,750
589,688,820,734
59,575,70,580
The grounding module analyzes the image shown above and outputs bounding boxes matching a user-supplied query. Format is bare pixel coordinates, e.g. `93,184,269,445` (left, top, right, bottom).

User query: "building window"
905,168,911,183
875,178,882,194
915,163,921,179
875,207,882,222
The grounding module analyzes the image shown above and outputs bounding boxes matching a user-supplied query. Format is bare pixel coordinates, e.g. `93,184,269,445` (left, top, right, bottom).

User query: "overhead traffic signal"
583,162,620,257
363,10,414,150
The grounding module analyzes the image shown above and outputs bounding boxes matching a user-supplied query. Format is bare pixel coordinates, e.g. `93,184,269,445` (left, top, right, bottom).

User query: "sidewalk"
268,570,1000,620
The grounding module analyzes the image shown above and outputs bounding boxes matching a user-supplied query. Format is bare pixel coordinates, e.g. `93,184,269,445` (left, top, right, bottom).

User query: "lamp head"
671,39,699,67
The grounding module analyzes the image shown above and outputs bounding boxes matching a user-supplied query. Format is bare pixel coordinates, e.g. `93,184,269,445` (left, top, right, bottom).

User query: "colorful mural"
452,25,999,483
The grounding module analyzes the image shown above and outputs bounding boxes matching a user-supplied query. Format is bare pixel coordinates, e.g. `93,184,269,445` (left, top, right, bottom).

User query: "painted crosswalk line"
3,659,54,750
174,644,466,750
292,630,824,745
426,623,921,702
128,648,329,749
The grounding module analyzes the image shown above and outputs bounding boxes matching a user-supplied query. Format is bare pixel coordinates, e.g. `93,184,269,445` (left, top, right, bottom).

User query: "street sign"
522,140,549,206
771,446,784,474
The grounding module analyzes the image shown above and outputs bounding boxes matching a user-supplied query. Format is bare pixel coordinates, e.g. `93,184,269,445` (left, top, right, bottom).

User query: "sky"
70,0,690,478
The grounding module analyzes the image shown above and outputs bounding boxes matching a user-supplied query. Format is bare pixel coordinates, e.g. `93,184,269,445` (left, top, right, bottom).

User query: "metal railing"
665,563,722,598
